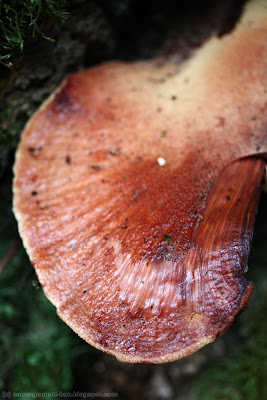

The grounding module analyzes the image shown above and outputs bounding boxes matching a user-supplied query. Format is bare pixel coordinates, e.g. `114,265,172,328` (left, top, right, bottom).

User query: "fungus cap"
13,0,267,363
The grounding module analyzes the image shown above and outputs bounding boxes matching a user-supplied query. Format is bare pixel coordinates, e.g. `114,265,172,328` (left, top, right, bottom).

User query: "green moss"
0,247,77,392
193,295,267,400
0,0,68,66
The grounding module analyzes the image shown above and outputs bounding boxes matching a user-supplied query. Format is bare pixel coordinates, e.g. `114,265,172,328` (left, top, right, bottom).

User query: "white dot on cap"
157,157,166,166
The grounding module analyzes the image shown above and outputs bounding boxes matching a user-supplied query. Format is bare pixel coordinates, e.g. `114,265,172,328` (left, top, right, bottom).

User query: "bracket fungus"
13,0,267,363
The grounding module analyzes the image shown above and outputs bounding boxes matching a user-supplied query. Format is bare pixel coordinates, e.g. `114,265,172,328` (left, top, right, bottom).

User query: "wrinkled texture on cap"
13,0,267,363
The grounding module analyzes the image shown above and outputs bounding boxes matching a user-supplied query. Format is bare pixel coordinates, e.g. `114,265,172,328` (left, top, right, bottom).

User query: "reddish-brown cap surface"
13,0,267,363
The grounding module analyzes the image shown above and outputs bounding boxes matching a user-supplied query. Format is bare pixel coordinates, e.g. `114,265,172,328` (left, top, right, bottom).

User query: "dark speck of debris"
237,198,241,204
83,290,87,293
91,165,100,170
28,146,42,156
229,188,233,191
256,145,261,151
171,95,177,100
65,155,71,164
31,191,37,196
160,130,167,137
108,149,116,156
121,225,128,229
141,280,145,284
123,324,126,327
251,115,257,120
226,195,231,201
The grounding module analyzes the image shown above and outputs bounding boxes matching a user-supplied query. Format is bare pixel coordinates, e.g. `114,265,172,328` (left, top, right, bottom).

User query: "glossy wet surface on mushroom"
13,0,267,363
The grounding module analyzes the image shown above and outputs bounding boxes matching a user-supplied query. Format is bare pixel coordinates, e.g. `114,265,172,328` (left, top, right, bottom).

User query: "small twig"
0,239,22,275
262,165,267,193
